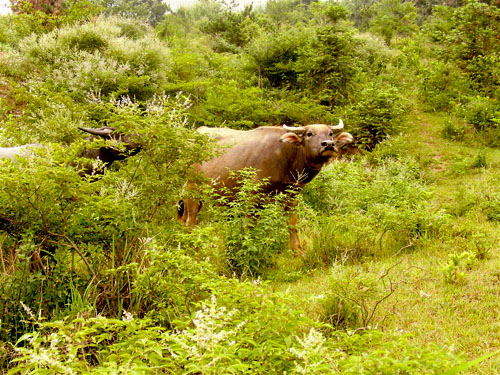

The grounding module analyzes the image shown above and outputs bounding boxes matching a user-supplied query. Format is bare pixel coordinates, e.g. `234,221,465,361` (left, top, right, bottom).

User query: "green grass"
270,108,500,374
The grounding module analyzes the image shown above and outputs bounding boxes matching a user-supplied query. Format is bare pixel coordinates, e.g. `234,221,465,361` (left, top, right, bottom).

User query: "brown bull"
179,120,354,254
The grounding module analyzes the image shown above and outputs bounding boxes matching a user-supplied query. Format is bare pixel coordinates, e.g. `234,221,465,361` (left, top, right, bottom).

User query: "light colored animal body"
0,144,43,160
0,127,140,174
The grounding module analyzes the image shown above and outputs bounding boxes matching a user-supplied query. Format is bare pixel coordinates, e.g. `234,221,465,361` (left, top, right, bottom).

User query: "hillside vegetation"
0,0,499,373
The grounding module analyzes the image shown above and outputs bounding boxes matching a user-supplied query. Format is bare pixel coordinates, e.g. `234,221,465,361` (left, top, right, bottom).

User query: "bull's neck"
287,147,322,186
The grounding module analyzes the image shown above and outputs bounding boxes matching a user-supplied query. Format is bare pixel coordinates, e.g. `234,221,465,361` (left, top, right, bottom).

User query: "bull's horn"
329,118,344,132
79,126,115,136
283,125,306,133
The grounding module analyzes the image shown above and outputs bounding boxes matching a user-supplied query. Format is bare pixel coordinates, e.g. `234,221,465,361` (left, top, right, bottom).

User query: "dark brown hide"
78,126,141,174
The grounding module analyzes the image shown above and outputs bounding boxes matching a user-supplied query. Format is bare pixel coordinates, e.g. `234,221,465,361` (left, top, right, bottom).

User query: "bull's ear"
280,132,302,146
334,132,354,147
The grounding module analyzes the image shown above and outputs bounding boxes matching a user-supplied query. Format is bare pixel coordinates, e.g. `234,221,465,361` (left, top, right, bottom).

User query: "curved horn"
329,118,344,132
282,124,306,134
78,126,115,137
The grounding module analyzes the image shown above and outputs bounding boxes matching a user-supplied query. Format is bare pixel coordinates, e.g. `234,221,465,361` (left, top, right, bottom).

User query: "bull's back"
0,144,42,160
198,126,292,190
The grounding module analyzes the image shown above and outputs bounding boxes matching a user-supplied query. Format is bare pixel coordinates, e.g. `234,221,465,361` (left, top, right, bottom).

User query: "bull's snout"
321,140,335,148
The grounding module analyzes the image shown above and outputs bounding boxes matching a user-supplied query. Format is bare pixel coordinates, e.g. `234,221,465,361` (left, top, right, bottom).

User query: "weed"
442,251,477,284
441,120,466,141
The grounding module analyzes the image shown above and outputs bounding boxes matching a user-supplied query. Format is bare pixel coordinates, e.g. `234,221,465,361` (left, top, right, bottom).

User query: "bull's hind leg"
288,211,305,257
285,198,305,256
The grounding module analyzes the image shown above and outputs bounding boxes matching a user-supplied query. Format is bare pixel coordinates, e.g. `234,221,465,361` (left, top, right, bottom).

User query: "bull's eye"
329,132,333,137
307,132,313,137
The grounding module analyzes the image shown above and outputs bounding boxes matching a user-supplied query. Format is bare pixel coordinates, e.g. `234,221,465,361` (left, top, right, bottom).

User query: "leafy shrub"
19,17,168,103
442,251,477,284
9,289,465,374
0,151,143,341
300,209,381,268
419,61,470,112
462,96,500,133
423,1,499,100
301,158,449,267
441,120,466,141
467,53,500,97
303,158,446,251
0,235,82,343
275,95,339,125
355,32,399,77
0,95,217,344
346,84,406,150
321,264,397,329
295,23,357,106
369,0,417,46
101,0,169,26
0,14,38,48
191,84,278,128
210,169,289,277
244,25,307,89
132,244,220,327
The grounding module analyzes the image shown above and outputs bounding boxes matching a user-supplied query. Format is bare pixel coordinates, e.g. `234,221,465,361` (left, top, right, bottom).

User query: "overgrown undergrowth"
1,1,499,373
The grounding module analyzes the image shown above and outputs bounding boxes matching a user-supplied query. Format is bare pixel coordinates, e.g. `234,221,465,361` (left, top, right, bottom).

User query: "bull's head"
78,126,141,170
280,119,353,168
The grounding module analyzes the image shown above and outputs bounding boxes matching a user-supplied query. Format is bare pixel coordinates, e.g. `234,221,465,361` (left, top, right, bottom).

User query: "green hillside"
0,0,499,373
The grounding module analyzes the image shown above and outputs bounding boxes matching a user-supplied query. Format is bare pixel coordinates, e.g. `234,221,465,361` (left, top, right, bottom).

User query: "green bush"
0,95,217,344
419,61,469,112
191,84,278,128
321,264,396,329
275,95,339,125
133,244,220,327
441,120,467,141
302,158,448,264
209,169,289,277
451,96,500,147
0,14,38,48
8,289,465,374
346,84,406,150
463,96,500,132
295,23,357,106
244,25,307,89
19,17,169,103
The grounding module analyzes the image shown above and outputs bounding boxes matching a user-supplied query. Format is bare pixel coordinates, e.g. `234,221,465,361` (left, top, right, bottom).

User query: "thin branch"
46,233,97,280
391,241,414,258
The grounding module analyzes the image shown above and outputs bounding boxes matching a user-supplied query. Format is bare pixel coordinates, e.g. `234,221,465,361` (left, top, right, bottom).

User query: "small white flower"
122,310,133,322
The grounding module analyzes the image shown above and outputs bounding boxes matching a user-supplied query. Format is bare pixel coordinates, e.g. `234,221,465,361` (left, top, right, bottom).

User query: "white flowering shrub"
290,328,337,374
9,290,465,374
7,17,170,144
168,295,246,374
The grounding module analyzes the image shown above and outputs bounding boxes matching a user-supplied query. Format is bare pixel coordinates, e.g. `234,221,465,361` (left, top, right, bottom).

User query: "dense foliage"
0,0,499,373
